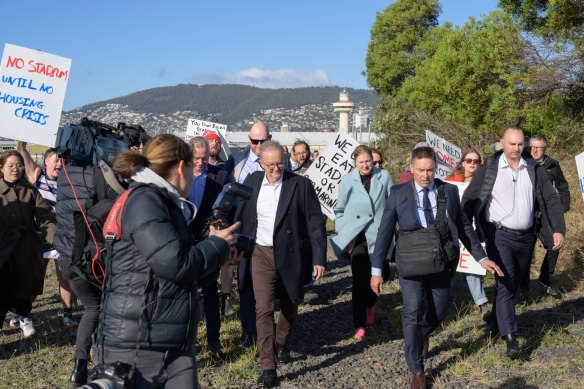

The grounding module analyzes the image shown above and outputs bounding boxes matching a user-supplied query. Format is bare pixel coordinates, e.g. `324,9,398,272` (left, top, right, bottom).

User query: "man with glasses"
370,146,501,389
524,134,570,296
235,141,327,388
291,140,311,175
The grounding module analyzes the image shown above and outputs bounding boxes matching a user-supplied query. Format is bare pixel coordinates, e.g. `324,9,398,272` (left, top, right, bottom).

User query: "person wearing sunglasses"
445,150,491,320
371,148,384,169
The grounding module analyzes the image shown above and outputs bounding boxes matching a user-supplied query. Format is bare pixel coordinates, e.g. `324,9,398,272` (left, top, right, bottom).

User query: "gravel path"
199,242,584,389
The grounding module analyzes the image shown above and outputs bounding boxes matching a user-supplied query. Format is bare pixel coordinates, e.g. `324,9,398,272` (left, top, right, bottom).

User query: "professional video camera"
203,182,256,258
80,361,133,389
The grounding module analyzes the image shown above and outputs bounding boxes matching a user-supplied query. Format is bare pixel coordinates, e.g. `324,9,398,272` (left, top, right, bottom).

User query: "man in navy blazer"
235,141,326,388
187,136,230,360
370,146,502,389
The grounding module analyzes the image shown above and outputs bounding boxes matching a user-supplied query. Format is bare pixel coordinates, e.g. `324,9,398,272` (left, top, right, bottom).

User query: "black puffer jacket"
539,156,570,213
99,183,229,351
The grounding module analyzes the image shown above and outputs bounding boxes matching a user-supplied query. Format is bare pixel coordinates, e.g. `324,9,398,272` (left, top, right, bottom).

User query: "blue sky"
0,0,499,111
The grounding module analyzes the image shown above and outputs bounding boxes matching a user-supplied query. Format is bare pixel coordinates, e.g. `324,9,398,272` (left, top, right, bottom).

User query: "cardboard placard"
426,130,461,180
185,118,231,161
0,44,71,147
450,181,487,276
303,130,357,220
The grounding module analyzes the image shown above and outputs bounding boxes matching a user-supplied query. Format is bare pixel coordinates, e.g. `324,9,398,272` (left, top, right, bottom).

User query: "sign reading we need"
425,130,461,180
303,130,357,220
185,118,231,160
0,44,71,147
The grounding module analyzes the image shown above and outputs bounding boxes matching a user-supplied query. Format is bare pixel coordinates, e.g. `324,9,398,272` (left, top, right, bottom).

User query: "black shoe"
242,333,257,351
68,358,88,387
257,369,277,388
208,342,225,362
504,334,520,358
276,343,290,364
221,293,236,316
539,281,561,297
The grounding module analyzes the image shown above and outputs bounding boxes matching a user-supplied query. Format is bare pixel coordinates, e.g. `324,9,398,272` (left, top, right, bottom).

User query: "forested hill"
71,84,378,125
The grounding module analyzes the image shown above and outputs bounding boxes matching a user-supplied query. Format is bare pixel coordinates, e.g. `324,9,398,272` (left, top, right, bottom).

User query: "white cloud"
190,67,330,88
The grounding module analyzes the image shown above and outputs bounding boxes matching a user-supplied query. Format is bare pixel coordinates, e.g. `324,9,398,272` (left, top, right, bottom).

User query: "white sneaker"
19,317,36,337
8,314,21,328
63,315,78,328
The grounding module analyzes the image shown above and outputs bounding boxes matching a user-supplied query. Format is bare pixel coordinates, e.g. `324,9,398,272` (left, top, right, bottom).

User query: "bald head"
248,122,271,156
501,127,524,164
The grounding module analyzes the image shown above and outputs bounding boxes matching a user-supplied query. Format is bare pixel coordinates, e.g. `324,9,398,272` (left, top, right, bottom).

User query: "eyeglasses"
373,160,382,166
294,151,308,156
4,164,24,170
262,161,285,170
465,159,480,165
250,138,269,145
531,146,546,150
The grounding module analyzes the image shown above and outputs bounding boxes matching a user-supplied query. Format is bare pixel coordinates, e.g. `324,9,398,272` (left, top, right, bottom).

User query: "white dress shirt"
486,154,534,230
255,174,283,247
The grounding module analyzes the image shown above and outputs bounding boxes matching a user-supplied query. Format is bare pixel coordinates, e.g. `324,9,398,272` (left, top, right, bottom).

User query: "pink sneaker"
354,327,365,340
366,307,375,325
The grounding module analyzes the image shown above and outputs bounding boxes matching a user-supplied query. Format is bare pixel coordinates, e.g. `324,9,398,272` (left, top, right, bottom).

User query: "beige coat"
0,178,55,299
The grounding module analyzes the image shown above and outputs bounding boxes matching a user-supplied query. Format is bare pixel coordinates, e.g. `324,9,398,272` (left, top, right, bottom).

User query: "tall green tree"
364,0,441,95
397,12,529,135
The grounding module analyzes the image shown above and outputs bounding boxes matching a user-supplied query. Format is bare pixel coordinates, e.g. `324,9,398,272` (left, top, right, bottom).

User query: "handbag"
396,180,458,277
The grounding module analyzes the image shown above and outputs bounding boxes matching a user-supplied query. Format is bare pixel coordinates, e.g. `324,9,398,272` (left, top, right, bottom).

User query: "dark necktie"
423,187,434,226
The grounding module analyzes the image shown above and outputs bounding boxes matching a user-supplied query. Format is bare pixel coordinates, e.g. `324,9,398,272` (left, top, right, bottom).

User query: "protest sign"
576,151,584,203
185,118,231,161
303,130,357,220
425,130,461,180
450,181,486,276
0,44,71,147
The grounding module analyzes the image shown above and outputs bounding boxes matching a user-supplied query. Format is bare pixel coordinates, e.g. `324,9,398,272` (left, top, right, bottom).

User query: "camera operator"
95,134,240,388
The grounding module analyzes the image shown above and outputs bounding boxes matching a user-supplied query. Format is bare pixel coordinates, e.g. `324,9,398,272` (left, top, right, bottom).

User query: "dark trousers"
0,264,33,325
59,255,102,360
239,286,257,337
399,270,450,373
539,248,559,286
97,346,198,389
350,240,377,329
201,280,220,345
251,245,298,370
486,226,535,337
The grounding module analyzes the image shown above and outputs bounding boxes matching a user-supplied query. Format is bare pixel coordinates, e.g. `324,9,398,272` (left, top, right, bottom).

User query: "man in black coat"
235,140,327,388
462,127,566,358
526,134,570,296
187,136,230,359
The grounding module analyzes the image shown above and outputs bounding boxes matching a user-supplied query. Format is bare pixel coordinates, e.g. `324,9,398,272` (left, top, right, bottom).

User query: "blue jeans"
451,273,488,306
399,270,450,373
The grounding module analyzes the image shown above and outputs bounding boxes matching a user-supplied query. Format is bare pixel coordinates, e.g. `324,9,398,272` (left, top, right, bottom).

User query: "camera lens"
79,379,115,389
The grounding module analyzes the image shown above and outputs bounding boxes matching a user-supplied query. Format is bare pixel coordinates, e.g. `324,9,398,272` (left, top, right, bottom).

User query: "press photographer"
91,134,240,388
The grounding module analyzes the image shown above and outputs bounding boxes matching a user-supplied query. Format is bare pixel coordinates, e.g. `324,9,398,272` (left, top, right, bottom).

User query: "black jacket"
99,183,230,351
462,151,566,250
539,156,570,212
235,170,327,299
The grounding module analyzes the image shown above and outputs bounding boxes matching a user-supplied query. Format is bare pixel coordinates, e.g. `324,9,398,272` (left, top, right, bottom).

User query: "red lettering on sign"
459,252,470,269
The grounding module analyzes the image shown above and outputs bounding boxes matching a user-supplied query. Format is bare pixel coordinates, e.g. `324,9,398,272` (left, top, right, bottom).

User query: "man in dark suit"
187,136,230,359
371,146,502,389
462,127,565,357
235,140,327,388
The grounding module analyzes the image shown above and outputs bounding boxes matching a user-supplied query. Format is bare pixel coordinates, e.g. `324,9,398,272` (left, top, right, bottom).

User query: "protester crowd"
0,122,570,389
